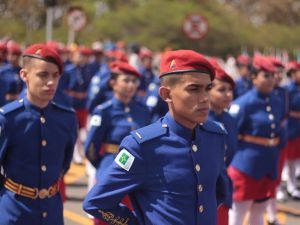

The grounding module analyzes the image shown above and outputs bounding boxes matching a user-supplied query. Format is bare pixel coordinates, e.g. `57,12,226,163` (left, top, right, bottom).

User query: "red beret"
268,57,284,68
0,43,7,52
23,43,64,74
287,61,300,71
110,61,140,78
7,42,22,54
139,49,153,60
252,55,277,73
77,46,93,56
106,50,128,62
209,58,235,88
159,50,215,80
237,54,251,65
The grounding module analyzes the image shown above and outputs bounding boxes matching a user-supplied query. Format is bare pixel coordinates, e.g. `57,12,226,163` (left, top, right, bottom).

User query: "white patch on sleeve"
146,96,158,107
90,115,102,127
229,104,240,115
115,148,135,171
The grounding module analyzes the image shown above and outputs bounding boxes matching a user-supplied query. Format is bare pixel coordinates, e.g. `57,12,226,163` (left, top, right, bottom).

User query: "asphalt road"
63,163,300,225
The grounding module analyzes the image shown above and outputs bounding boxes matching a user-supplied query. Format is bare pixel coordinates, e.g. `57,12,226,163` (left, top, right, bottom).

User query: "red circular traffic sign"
183,14,208,40
67,7,87,32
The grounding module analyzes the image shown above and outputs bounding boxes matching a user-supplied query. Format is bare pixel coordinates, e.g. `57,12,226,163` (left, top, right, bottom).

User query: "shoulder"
51,101,75,114
93,100,113,114
0,99,24,115
200,120,227,135
130,119,168,144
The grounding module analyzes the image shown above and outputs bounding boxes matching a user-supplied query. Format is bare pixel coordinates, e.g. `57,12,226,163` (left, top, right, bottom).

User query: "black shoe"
287,189,300,200
267,220,282,225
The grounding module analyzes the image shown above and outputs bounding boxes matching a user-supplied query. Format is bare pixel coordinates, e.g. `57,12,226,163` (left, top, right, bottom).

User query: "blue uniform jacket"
229,88,285,180
64,63,93,109
234,76,252,99
286,81,300,140
86,64,112,114
0,64,23,106
84,97,151,175
0,97,77,225
208,110,237,208
83,112,228,225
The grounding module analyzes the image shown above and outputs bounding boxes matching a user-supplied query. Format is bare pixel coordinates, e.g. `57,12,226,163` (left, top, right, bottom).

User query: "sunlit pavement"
63,162,300,225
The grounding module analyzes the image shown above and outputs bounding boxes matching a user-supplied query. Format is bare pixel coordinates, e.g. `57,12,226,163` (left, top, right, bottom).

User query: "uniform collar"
112,96,134,109
252,87,271,99
23,97,50,114
163,112,193,140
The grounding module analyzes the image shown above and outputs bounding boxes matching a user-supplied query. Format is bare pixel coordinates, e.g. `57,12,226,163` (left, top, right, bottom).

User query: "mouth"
196,107,209,113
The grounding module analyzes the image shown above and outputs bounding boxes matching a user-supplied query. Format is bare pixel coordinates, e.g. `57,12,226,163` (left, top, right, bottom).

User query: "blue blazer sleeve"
84,109,109,168
83,135,146,225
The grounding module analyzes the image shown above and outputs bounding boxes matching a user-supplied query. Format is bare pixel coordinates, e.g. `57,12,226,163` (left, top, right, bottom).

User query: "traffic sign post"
182,14,209,40
67,7,87,45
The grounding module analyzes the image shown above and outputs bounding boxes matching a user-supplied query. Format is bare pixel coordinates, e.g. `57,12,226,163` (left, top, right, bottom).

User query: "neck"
114,94,131,105
169,109,197,130
211,106,223,115
26,93,49,109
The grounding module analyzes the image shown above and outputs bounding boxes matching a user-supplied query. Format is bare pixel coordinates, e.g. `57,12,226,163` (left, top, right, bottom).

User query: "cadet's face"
21,59,60,107
7,52,21,65
293,70,300,84
209,79,233,113
111,74,139,103
253,70,274,94
167,73,212,128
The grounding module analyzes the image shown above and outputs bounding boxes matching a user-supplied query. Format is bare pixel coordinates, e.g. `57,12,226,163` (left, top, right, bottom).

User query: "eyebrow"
186,83,212,88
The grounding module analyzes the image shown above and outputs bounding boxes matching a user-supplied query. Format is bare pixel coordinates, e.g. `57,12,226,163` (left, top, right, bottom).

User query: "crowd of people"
0,38,299,225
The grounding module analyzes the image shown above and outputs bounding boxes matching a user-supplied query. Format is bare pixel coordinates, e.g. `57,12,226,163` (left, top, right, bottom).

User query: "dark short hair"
160,73,183,87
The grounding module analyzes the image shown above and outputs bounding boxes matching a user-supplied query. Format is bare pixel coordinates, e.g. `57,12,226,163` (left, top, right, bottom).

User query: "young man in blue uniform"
83,49,228,225
234,55,252,99
0,43,78,225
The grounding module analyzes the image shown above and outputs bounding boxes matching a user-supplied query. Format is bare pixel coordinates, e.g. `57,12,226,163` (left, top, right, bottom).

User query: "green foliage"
1,0,299,56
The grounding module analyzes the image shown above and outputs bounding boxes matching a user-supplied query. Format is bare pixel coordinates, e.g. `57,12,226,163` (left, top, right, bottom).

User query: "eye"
206,84,213,91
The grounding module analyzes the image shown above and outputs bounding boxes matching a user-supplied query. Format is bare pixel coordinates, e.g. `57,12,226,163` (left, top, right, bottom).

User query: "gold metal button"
195,164,201,172
40,117,46,124
127,117,133,122
42,212,47,218
41,165,47,172
162,124,168,128
199,205,204,213
266,106,271,112
265,97,270,102
268,114,274,121
270,132,275,138
271,123,276,129
125,107,130,113
198,184,203,192
41,140,47,147
192,145,198,152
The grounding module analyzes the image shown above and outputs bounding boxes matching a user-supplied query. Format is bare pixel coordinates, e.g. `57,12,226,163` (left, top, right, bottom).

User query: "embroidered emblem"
115,149,135,171
229,104,240,114
170,59,176,68
90,115,102,127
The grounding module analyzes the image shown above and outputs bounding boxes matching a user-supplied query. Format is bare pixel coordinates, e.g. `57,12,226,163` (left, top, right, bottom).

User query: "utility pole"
44,0,57,41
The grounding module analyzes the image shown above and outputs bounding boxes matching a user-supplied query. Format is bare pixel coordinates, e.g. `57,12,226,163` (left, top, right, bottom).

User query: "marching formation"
0,39,299,225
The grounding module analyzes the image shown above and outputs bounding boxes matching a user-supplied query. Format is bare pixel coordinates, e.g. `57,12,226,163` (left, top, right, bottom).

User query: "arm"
83,135,146,225
84,109,108,168
0,116,9,187
62,114,78,175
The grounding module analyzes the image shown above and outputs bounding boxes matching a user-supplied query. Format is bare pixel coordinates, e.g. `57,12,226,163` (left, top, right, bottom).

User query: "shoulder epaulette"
200,120,227,135
0,99,24,115
130,120,168,144
51,101,75,113
93,100,113,113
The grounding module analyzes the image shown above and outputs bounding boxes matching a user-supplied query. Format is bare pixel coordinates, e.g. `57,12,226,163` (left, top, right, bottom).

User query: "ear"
159,86,172,103
19,69,28,82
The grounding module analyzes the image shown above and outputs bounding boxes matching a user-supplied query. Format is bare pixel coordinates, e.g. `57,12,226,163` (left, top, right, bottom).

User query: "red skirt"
217,204,229,225
228,166,276,201
285,137,300,160
75,109,88,129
